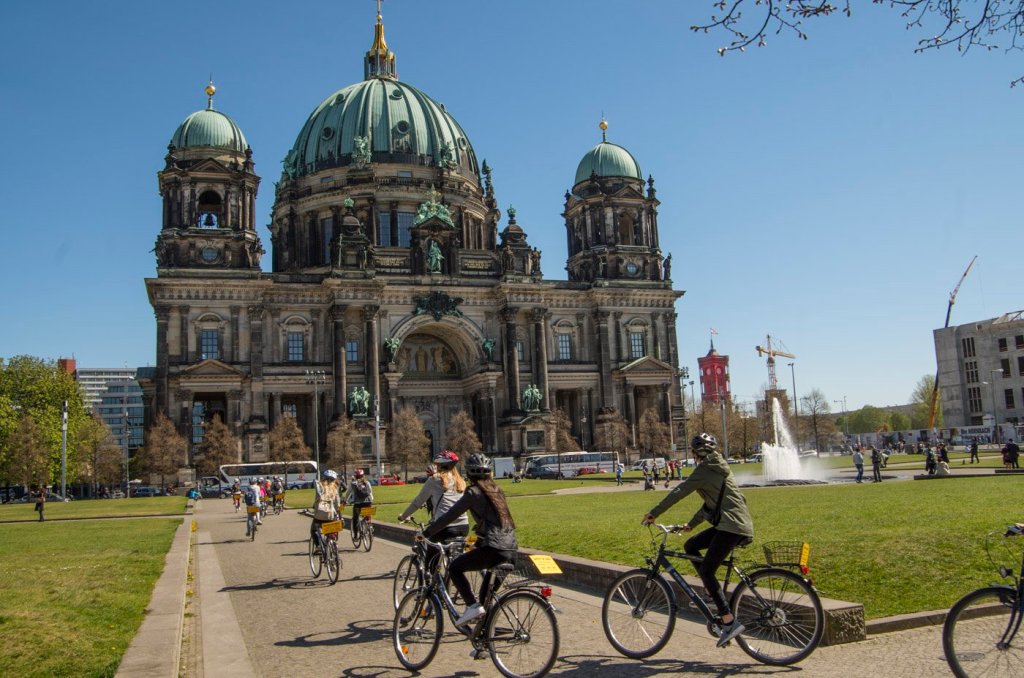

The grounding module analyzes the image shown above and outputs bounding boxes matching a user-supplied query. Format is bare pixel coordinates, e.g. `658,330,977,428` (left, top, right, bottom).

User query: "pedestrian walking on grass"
870,446,883,483
969,440,980,464
852,447,864,483
615,462,623,486
35,487,46,522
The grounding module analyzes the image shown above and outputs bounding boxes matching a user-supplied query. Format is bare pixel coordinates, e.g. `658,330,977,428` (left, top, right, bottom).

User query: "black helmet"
692,433,718,456
465,453,492,480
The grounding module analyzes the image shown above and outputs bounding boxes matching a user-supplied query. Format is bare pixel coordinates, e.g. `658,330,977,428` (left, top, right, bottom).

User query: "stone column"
178,305,190,363
533,309,550,411
625,385,637,434
228,390,244,439
176,388,193,466
230,306,240,363
155,305,171,416
612,312,623,363
594,311,614,410
364,306,380,413
652,313,661,360
487,385,498,453
502,307,521,412
331,306,347,419
248,305,265,379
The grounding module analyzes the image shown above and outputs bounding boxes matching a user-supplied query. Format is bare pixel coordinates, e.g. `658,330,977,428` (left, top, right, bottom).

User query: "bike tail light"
540,586,552,598
800,565,810,576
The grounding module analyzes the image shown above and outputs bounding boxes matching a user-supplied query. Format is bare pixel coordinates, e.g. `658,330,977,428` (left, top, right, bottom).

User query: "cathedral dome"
574,141,643,186
170,108,248,153
284,78,478,180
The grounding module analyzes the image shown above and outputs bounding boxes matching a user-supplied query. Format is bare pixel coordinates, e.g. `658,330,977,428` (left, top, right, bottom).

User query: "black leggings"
427,525,469,573
684,527,748,618
448,546,515,607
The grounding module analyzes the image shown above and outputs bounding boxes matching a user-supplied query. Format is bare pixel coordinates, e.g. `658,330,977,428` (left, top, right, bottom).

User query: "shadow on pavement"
220,576,336,592
339,666,477,677
274,619,390,648
554,653,796,676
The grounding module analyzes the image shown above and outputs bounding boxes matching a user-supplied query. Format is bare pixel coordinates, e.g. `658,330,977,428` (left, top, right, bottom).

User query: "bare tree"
910,374,942,428
141,413,188,490
74,413,120,495
268,417,311,473
326,418,360,475
8,414,49,489
595,412,631,464
443,410,483,457
694,1,1024,84
198,415,240,477
390,408,430,479
550,409,581,453
637,408,671,458
800,389,835,455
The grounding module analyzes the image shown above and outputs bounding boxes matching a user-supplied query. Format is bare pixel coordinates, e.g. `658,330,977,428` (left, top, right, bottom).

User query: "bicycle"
393,517,479,610
393,537,560,678
350,505,375,551
943,526,1024,677
602,524,824,666
232,492,241,513
273,492,285,515
245,504,260,541
300,510,342,585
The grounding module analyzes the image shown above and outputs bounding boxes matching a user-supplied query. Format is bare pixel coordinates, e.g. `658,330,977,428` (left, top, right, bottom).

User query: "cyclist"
423,452,517,627
310,470,343,547
344,469,374,541
231,480,242,511
641,432,754,648
399,452,469,572
244,478,263,536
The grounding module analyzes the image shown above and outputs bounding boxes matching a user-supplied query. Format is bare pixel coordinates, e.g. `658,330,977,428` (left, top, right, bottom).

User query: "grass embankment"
0,496,188,523
0,518,181,677
350,475,1020,620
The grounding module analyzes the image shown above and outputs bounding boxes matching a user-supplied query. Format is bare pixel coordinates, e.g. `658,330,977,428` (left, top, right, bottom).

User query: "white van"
631,457,667,472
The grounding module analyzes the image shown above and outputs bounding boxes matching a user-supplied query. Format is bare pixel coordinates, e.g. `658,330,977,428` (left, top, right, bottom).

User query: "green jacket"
648,452,753,538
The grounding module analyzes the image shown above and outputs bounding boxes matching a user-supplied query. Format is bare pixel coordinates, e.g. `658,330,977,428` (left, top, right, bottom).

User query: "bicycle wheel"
601,568,675,659
309,537,322,578
351,519,362,549
488,590,560,678
249,516,256,541
394,554,421,610
393,589,442,671
731,567,824,666
943,586,1024,678
274,501,282,515
362,522,373,552
325,539,340,585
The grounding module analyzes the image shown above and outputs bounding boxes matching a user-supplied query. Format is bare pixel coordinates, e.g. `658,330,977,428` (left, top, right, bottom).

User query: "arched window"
618,213,635,246
197,190,223,228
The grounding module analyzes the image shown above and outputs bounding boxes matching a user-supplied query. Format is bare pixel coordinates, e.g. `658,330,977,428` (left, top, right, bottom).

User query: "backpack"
352,480,373,503
243,486,258,506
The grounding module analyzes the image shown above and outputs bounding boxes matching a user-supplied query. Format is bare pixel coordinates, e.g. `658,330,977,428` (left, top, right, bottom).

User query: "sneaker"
469,647,490,660
455,603,486,626
717,620,745,647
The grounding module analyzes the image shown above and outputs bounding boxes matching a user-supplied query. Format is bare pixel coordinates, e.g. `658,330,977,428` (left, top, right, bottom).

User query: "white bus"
208,460,319,491
523,451,619,478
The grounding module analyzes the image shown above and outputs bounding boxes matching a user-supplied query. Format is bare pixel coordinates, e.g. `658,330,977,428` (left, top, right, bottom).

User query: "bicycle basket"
320,520,342,535
246,505,260,514
762,541,810,570
359,506,377,517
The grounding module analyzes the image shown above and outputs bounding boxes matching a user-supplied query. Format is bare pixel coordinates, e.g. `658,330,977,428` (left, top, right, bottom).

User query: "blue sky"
0,1,1019,413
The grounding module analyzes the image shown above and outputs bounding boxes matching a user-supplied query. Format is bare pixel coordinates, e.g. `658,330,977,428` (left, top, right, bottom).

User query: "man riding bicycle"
344,469,374,541
642,433,754,648
244,478,263,536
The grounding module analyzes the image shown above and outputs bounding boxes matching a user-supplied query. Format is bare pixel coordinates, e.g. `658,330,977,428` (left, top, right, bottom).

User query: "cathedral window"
282,402,298,418
557,334,573,361
197,190,223,229
618,213,635,246
396,212,415,247
321,217,334,265
516,341,525,362
629,332,646,359
287,332,305,362
346,340,360,363
378,211,392,245
200,329,220,360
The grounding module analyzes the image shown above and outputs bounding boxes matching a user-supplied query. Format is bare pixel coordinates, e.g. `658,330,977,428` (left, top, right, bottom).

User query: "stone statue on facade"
530,248,541,276
383,337,401,363
501,243,515,273
427,240,444,273
349,386,370,416
353,135,372,168
662,253,672,281
482,338,496,362
522,384,542,412
437,141,455,169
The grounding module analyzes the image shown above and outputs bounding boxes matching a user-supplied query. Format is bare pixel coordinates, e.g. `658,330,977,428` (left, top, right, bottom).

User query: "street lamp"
788,362,799,453
990,369,1003,443
679,368,690,460
305,370,326,473
123,400,130,499
716,386,729,459
373,395,382,478
833,396,848,447
580,411,588,451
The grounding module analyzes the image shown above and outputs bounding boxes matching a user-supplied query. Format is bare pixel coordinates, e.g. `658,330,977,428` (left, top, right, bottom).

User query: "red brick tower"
698,340,731,405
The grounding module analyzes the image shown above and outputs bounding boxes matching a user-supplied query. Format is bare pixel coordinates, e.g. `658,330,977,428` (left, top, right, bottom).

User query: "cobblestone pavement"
195,500,958,677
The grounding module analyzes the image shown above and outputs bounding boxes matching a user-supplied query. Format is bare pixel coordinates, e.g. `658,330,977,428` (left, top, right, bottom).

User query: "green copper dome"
284,78,478,180
574,141,643,185
170,108,248,153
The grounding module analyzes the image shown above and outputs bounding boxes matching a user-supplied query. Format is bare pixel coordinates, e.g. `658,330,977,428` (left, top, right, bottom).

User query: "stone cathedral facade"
141,10,685,469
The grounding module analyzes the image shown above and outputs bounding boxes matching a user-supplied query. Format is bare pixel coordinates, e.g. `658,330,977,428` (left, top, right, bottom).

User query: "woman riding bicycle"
344,469,374,540
398,450,469,542
423,452,517,627
642,432,754,648
311,470,343,545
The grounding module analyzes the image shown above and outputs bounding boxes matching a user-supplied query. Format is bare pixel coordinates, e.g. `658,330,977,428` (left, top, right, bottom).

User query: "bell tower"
154,82,263,272
563,119,668,285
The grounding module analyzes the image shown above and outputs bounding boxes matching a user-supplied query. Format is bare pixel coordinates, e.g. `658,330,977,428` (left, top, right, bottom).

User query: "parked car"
288,480,315,490
131,486,160,498
525,468,565,480
747,454,763,464
379,477,405,486
576,466,606,476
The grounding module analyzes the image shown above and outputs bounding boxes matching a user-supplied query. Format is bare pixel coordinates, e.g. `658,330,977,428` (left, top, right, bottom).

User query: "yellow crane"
756,335,796,391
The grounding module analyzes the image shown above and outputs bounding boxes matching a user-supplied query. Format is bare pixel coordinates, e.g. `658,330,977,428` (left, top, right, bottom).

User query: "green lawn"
365,476,1022,620
0,518,181,677
0,496,188,523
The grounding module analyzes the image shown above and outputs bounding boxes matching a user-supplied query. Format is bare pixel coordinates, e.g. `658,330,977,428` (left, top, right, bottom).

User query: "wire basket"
762,541,810,569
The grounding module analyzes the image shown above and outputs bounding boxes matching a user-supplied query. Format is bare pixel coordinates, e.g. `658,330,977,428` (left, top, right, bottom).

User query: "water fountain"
761,398,807,483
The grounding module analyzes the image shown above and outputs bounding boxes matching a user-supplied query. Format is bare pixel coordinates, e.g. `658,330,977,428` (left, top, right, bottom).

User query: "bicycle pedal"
469,648,490,660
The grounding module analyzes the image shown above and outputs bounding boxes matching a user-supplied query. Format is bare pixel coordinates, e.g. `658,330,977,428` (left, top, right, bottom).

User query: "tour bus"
523,451,619,479
200,460,319,495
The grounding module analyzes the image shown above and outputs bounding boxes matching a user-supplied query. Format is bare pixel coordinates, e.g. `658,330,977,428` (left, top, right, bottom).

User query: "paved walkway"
181,499,970,677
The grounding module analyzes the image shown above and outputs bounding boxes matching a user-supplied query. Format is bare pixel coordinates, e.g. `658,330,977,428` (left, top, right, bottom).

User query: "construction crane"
928,256,977,429
756,335,796,391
